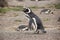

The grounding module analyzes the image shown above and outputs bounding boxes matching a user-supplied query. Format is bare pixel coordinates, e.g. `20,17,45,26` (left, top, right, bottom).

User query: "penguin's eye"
23,8,29,12
26,9,29,12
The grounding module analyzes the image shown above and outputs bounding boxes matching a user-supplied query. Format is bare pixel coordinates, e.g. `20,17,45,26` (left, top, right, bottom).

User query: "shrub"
0,6,23,13
0,8,9,13
54,3,60,9
30,6,40,9
15,20,22,22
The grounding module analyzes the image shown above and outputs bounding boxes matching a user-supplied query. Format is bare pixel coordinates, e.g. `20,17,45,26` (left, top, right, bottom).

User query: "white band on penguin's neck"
26,8,31,13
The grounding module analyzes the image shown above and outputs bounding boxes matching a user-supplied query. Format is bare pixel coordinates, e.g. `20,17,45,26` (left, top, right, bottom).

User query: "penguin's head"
23,7,31,14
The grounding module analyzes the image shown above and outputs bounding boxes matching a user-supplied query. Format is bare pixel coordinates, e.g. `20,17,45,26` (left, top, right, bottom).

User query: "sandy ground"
0,9,60,40
0,28,60,40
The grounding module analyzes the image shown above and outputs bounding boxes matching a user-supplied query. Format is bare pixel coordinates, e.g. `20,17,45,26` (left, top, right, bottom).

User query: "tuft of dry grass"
13,13,19,17
43,18,50,22
15,20,22,22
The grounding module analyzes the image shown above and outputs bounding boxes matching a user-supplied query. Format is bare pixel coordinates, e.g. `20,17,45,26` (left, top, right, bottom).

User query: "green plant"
43,18,49,21
0,8,10,16
39,7,45,8
15,20,22,22
0,8,9,13
54,3,60,9
46,4,55,8
0,6,23,13
10,7,23,11
30,6,40,9
8,6,23,11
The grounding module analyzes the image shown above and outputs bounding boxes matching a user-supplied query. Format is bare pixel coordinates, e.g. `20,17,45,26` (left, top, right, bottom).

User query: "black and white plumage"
16,25,28,31
23,7,46,33
40,9,53,14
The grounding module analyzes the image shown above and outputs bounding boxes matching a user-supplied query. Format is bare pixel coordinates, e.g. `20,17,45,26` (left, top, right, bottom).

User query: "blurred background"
0,0,60,40
0,0,60,31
